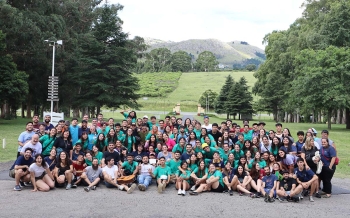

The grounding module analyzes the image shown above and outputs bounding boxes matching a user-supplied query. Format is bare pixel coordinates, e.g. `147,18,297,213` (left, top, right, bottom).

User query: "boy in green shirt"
149,157,171,193
166,151,181,182
121,154,139,176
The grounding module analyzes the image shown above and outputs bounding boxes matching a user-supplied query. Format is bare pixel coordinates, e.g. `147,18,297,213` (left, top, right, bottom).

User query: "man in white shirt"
201,116,212,131
137,156,155,191
102,157,135,193
20,134,42,157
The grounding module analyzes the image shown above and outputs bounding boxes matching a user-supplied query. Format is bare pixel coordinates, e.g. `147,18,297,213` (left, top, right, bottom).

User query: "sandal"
323,195,331,198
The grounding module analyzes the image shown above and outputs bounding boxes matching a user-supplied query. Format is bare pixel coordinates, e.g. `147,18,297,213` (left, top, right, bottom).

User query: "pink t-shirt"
165,138,176,151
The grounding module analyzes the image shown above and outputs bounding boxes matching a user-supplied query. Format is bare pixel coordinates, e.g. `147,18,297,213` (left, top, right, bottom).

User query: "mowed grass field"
137,71,256,111
1,116,349,178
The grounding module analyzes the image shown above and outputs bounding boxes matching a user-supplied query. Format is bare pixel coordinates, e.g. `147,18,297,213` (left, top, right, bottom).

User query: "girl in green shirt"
95,133,107,152
92,145,103,164
76,132,89,152
123,129,136,152
40,128,57,156
176,161,192,195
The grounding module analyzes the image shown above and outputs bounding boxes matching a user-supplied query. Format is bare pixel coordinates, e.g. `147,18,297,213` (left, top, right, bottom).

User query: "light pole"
45,40,62,118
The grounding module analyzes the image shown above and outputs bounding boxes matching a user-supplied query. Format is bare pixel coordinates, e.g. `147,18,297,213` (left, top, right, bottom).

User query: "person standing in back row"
17,122,35,157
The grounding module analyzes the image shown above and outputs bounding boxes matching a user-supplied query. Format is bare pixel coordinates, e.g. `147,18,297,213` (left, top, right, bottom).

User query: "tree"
198,90,218,110
0,30,28,118
171,50,191,72
195,51,219,72
143,48,172,72
214,75,233,118
245,64,256,71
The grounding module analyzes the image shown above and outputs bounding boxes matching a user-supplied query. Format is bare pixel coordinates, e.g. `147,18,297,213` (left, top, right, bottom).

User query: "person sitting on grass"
294,157,319,202
54,151,73,190
11,148,34,191
82,158,102,192
102,157,136,193
261,166,278,203
29,154,55,192
175,161,191,196
149,157,171,193
276,170,299,202
189,163,225,195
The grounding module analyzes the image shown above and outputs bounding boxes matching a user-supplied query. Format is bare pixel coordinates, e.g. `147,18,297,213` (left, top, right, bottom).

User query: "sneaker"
239,192,243,196
72,184,77,188
66,183,72,190
24,182,31,186
178,189,182,195
264,193,269,202
315,192,321,198
229,190,234,196
303,189,309,196
250,193,256,198
293,196,300,203
268,197,275,203
309,196,314,202
157,183,163,193
189,191,198,195
118,185,124,191
138,184,145,191
162,183,166,191
84,187,90,192
278,197,285,202
182,190,186,196
19,181,25,187
190,185,196,191
127,183,136,194
91,186,96,191
14,185,21,191
255,193,261,198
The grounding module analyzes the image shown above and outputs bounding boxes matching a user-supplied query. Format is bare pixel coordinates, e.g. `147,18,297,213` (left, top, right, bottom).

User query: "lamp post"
45,40,62,118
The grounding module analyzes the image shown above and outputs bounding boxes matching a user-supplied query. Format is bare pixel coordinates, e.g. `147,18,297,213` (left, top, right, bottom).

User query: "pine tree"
214,75,233,118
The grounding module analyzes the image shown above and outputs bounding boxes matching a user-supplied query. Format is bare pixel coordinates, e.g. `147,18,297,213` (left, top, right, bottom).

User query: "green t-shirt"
123,112,136,123
192,167,208,178
231,150,244,161
208,170,224,187
97,129,108,137
248,159,267,169
172,144,186,154
242,130,253,141
188,163,198,172
153,165,171,179
166,159,181,174
76,139,89,151
85,158,92,166
217,148,230,162
123,136,135,152
236,141,244,150
193,129,201,138
176,169,192,183
122,161,138,173
94,151,103,164
116,130,125,142
200,134,216,147
202,147,217,160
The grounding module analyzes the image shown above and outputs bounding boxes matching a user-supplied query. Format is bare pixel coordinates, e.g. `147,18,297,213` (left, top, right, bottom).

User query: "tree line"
252,0,350,129
0,1,145,119
135,48,219,73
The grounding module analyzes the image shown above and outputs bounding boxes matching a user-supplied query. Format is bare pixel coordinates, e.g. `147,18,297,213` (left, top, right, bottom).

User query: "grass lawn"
137,71,257,111
1,116,349,178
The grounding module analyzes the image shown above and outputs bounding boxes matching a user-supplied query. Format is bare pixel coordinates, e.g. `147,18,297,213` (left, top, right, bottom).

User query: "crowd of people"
10,111,338,202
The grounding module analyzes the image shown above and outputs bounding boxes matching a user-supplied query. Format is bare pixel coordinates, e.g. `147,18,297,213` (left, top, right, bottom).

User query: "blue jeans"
138,175,152,188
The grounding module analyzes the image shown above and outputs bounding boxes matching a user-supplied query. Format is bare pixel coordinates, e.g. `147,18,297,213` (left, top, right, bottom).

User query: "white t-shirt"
21,141,42,157
201,123,212,131
102,165,118,179
29,162,48,177
140,163,155,176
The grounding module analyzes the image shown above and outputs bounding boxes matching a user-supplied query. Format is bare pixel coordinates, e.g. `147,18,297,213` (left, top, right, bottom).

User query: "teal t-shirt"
122,161,138,173
172,144,186,154
153,165,171,179
193,129,201,138
200,134,216,147
188,163,198,172
94,151,103,164
242,130,253,141
192,167,208,178
166,159,181,174
176,169,192,183
123,136,135,152
202,147,217,160
123,112,136,123
76,139,89,151
208,170,224,187
231,150,244,161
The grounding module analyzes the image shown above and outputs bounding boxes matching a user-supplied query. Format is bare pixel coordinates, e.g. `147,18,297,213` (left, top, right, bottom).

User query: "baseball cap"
204,116,209,119
311,128,317,134
202,143,209,149
143,115,148,119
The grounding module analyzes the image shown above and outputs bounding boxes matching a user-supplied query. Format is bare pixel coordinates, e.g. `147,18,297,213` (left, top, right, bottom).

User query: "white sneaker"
127,184,136,194
190,185,196,191
178,189,182,195
182,190,186,196
118,185,124,191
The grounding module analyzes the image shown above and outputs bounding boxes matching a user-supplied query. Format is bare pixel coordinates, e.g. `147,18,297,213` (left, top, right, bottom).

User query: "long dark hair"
250,162,260,180
35,154,46,168
277,148,287,161
95,133,106,151
107,129,117,143
129,111,137,119
282,136,293,153
61,130,71,142
234,164,246,176
196,160,206,178
58,151,70,166
200,128,208,139
271,136,281,152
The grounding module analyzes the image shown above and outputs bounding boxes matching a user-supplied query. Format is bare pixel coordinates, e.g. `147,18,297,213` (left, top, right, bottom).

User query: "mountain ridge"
144,37,265,68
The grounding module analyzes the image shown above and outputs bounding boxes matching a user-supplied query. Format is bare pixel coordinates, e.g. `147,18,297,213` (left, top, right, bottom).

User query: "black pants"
320,166,335,194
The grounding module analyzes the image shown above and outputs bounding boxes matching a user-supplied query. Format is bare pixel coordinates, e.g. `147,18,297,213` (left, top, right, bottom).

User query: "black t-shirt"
55,159,72,175
301,146,318,161
209,131,222,145
279,178,296,191
103,151,120,164
131,151,149,162
53,137,73,152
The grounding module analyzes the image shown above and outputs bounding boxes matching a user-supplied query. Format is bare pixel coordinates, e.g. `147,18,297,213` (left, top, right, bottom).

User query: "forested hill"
145,38,266,68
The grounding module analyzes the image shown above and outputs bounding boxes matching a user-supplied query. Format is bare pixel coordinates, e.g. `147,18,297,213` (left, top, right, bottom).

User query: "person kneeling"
29,154,55,192
294,157,319,202
82,158,102,192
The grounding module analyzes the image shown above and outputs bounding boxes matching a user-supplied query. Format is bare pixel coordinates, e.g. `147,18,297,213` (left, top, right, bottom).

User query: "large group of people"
10,112,338,202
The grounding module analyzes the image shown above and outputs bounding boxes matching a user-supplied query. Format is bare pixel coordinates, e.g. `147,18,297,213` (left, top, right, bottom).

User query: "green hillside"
137,71,256,111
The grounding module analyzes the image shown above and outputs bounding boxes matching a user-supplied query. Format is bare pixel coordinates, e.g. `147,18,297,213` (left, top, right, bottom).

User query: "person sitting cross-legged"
82,158,102,192
276,170,300,202
137,155,155,191
149,157,171,193
261,166,278,203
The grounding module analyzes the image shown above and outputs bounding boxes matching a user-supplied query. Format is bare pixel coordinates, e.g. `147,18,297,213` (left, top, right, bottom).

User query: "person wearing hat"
276,170,299,202
275,123,283,138
202,143,218,163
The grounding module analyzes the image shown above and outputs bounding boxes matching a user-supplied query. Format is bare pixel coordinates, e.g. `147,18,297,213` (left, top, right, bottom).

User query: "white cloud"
109,0,305,49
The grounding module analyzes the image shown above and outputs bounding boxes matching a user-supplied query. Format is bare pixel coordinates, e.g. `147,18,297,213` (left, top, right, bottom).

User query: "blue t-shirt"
280,145,297,154
262,174,277,189
295,168,314,182
10,156,34,170
69,125,79,145
223,168,236,182
17,131,36,152
295,141,304,154
320,146,337,167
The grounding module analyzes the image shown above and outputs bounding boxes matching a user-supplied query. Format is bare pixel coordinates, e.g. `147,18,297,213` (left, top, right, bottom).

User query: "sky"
109,0,305,49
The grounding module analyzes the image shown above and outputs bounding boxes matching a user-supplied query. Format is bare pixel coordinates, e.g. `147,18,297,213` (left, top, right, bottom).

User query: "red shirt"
72,162,85,177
